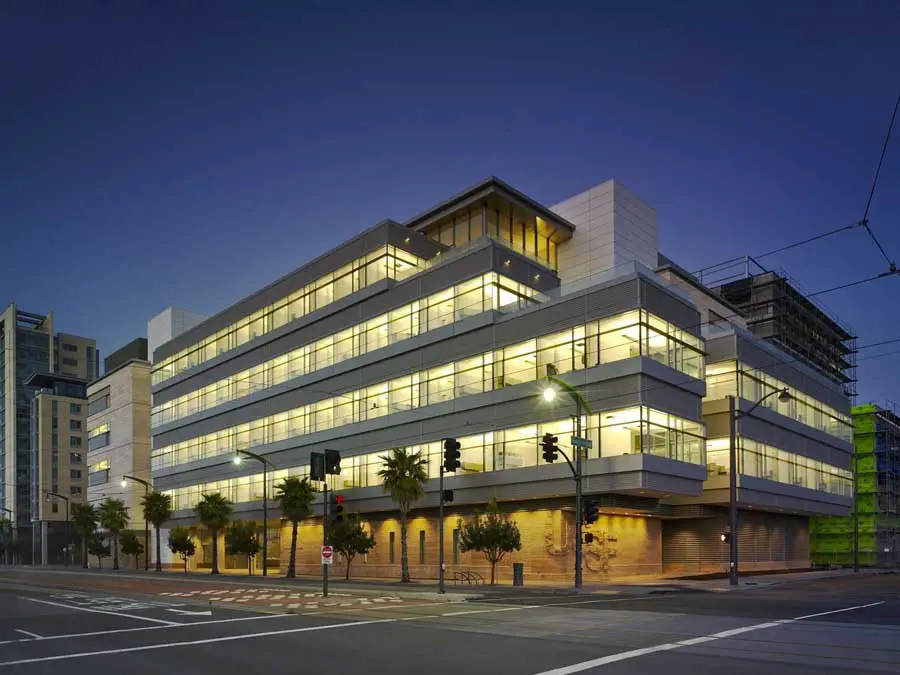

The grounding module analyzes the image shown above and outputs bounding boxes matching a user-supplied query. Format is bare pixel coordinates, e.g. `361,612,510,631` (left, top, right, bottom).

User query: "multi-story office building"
27,372,89,565
86,339,152,563
150,177,852,580
0,303,97,563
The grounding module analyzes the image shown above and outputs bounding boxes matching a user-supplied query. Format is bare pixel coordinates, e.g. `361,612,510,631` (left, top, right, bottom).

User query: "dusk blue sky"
2,1,899,403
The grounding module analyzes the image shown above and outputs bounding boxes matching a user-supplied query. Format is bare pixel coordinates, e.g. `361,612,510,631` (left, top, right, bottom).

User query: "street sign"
571,436,593,449
321,545,334,565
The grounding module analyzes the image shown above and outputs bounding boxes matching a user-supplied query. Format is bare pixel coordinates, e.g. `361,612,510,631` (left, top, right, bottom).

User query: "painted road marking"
526,601,886,675
0,613,287,647
0,618,398,667
14,630,42,639
24,598,180,625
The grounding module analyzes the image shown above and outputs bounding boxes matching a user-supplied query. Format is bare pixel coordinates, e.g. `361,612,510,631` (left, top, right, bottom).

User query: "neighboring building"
149,177,853,580
148,307,207,359
0,303,97,563
698,257,856,396
86,338,152,563
26,372,89,565
811,403,900,567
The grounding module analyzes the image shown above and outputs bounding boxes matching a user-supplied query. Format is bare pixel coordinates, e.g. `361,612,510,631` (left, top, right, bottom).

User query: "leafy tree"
458,498,522,585
194,492,233,575
275,476,315,578
71,503,99,569
377,448,427,582
168,527,196,573
0,518,13,564
119,530,144,570
88,535,111,569
98,498,129,570
226,520,262,575
330,516,375,580
142,491,173,572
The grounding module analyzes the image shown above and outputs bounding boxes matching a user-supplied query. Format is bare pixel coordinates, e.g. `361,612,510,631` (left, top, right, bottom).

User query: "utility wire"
806,268,900,299
860,89,900,273
754,221,864,261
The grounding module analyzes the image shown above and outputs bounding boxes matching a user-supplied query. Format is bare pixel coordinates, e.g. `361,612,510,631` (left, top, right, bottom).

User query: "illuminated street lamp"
233,449,275,576
121,475,152,572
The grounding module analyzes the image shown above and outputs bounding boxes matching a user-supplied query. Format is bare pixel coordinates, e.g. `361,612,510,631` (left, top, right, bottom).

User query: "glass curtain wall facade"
152,273,539,427
705,361,852,442
706,437,852,496
163,406,706,511
152,246,425,385
152,309,704,470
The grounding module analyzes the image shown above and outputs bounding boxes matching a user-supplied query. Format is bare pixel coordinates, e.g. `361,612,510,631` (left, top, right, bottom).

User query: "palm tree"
142,491,173,572
275,477,315,578
98,498,129,570
377,447,428,582
71,503,98,569
194,492,233,575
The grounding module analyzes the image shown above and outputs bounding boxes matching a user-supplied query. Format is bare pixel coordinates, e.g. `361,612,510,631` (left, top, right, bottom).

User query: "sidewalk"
2,565,893,600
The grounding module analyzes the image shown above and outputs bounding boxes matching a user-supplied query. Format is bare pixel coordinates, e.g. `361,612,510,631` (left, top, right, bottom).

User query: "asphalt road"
0,573,897,674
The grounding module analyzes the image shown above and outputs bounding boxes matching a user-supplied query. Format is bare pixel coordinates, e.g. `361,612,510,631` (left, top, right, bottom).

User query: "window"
70,436,82,448
70,470,82,480
88,395,109,415
70,403,81,415
51,503,59,514
419,530,426,564
70,453,83,465
70,486,82,496
452,528,460,564
62,343,78,352
389,532,396,564
69,419,82,431
62,357,78,367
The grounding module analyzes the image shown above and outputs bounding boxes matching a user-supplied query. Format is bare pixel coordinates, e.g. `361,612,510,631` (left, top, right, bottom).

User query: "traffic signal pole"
574,397,583,590
439,462,445,594
322,476,329,598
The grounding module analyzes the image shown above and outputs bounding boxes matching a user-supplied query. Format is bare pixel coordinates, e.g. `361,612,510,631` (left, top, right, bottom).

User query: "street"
0,572,897,673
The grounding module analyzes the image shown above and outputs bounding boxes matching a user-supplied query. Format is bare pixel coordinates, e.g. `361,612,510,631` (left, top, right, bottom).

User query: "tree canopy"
458,499,522,585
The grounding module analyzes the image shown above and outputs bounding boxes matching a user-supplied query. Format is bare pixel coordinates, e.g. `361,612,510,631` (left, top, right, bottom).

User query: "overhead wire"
860,88,900,273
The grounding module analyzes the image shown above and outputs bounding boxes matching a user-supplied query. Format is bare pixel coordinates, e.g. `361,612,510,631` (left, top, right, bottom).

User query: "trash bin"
512,562,524,586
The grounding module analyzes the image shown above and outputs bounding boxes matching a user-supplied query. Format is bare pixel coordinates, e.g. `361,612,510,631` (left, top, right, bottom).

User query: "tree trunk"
211,530,219,574
248,554,253,576
286,521,298,578
113,534,120,570
82,538,88,569
400,510,409,582
155,527,162,572
97,556,102,570
345,554,353,581
490,560,496,585
184,556,188,574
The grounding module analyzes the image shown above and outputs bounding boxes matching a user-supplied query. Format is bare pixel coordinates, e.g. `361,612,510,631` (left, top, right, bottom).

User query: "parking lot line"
23,597,181,626
14,630,41,639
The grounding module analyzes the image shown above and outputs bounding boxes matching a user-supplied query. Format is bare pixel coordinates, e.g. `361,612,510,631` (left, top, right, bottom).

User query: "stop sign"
321,545,334,565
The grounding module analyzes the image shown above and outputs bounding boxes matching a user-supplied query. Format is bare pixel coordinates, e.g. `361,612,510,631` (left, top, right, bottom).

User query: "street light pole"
233,450,273,577
122,475,151,572
728,387,790,587
543,373,592,590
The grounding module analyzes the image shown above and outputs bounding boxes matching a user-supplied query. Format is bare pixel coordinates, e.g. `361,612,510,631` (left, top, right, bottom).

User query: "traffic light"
325,449,341,475
310,452,325,481
330,493,344,524
582,498,599,525
541,433,559,463
720,532,731,543
441,489,454,503
443,438,461,472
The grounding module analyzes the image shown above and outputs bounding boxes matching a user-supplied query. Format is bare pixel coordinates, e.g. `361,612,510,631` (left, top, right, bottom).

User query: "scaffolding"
811,403,900,567
695,256,857,396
